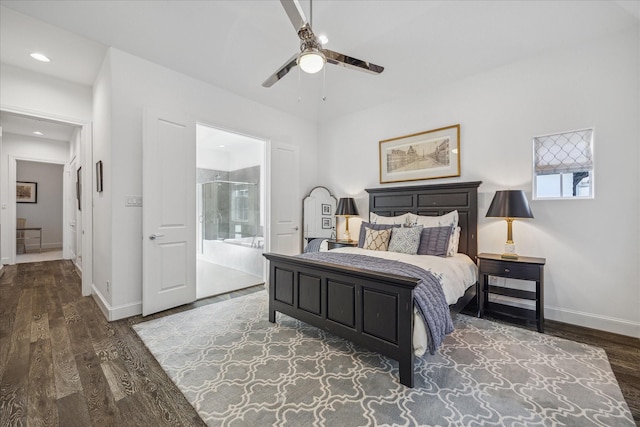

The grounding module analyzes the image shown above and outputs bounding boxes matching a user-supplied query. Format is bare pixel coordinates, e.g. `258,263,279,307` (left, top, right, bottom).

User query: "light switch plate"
125,196,142,207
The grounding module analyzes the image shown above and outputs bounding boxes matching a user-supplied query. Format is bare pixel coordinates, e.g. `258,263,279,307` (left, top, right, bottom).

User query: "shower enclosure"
199,176,263,278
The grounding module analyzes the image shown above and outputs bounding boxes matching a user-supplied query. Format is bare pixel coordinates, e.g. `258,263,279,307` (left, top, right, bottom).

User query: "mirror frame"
302,186,337,250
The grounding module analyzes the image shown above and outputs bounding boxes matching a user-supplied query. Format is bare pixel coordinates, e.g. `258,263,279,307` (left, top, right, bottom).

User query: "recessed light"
33,131,44,136
30,53,51,62
219,145,225,148
318,35,329,45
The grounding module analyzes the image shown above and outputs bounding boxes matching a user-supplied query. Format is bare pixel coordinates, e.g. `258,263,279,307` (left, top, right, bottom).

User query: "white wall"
68,128,82,268
319,27,640,338
92,52,113,307
0,64,92,123
93,48,318,318
0,133,70,263
0,64,92,267
16,160,64,250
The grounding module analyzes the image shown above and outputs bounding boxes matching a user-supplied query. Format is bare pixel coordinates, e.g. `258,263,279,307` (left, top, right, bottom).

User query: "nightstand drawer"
480,259,541,281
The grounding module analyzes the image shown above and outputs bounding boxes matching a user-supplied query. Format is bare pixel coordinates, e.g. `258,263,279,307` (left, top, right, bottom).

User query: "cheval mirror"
302,186,337,251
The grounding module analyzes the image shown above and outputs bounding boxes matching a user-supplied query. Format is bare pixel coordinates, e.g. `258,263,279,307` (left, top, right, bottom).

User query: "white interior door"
270,142,300,255
142,108,196,316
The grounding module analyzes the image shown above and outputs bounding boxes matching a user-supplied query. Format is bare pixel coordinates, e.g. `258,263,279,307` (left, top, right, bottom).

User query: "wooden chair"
16,218,26,254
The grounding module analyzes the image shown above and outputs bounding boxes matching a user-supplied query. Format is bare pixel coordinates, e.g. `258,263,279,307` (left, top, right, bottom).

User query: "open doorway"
15,160,64,263
196,124,266,299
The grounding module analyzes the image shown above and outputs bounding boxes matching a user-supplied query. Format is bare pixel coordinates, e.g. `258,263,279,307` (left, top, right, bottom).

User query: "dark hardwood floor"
1,260,638,426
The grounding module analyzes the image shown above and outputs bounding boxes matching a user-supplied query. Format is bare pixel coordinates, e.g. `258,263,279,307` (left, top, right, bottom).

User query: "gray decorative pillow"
388,225,423,255
358,222,401,248
417,226,453,256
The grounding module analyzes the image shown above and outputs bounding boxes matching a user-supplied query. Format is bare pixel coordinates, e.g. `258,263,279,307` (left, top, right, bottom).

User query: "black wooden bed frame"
263,181,481,387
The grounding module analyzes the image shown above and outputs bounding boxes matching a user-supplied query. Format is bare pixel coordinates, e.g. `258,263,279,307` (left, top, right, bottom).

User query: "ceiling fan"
262,0,384,87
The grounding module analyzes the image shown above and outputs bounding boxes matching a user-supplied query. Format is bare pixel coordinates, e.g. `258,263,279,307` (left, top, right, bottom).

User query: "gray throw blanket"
298,252,454,354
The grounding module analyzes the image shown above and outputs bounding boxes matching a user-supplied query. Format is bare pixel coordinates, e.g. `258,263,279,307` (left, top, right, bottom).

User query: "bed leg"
399,356,414,388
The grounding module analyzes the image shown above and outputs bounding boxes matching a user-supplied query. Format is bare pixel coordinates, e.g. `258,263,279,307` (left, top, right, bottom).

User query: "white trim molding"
91,284,142,321
546,305,640,339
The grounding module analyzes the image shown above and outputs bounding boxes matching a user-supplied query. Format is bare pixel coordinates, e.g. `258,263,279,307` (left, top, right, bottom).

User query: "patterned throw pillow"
417,226,453,256
358,222,401,248
388,225,423,255
363,228,392,251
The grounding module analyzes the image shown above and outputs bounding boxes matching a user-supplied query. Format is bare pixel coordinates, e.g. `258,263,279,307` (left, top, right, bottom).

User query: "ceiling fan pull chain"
322,65,327,101
297,65,302,103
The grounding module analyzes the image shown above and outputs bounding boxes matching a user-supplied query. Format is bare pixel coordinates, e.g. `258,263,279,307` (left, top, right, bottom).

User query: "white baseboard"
73,261,82,278
91,284,142,321
491,295,639,338
23,242,62,251
545,305,640,339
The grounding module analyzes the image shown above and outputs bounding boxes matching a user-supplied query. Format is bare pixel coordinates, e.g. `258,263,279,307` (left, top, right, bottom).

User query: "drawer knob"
504,268,510,273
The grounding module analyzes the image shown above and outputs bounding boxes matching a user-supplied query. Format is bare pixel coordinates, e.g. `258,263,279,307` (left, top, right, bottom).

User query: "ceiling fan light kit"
262,0,384,87
298,48,325,74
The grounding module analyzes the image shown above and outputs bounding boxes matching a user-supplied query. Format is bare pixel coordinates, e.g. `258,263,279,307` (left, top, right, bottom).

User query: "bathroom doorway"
196,124,266,298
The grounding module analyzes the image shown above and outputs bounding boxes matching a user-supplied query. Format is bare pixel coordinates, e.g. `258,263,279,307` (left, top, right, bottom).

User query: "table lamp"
486,190,533,259
335,197,359,242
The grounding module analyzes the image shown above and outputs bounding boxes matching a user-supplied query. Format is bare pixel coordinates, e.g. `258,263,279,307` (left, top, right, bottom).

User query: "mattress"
329,247,478,356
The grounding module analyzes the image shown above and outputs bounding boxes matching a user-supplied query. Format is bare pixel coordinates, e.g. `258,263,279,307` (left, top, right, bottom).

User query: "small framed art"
96,160,104,192
322,217,332,229
17,182,37,203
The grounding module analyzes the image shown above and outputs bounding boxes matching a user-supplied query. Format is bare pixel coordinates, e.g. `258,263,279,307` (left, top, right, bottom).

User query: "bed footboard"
264,252,419,387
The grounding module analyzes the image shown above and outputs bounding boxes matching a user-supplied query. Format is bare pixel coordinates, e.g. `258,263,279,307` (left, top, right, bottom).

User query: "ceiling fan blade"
324,49,384,75
280,0,308,32
262,53,299,88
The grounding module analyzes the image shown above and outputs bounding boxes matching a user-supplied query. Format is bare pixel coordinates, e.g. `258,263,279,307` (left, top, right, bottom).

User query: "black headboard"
365,181,482,260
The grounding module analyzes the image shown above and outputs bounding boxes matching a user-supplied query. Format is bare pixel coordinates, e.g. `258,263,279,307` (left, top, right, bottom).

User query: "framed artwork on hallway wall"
379,124,461,183
96,160,104,193
16,181,37,203
76,167,82,211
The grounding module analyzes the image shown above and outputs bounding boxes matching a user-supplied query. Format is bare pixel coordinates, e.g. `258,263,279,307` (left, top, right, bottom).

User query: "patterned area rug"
133,292,633,426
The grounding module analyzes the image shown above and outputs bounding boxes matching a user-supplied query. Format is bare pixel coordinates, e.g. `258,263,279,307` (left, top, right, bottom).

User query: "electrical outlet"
106,280,110,293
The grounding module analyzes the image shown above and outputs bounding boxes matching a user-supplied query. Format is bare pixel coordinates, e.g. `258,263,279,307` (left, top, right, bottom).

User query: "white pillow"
413,210,458,228
449,226,461,256
413,210,459,256
370,212,413,226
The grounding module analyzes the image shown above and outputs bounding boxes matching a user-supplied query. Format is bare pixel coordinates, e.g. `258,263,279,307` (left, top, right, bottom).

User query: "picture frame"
322,217,332,229
16,181,37,203
76,167,82,211
322,203,332,215
379,124,461,184
96,160,103,192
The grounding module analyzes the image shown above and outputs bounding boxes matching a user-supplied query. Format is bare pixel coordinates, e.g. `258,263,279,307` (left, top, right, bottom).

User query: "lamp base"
501,243,518,259
342,231,352,242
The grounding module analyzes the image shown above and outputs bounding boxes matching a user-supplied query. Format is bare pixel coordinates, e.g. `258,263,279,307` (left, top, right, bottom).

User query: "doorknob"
149,234,165,240
293,226,299,231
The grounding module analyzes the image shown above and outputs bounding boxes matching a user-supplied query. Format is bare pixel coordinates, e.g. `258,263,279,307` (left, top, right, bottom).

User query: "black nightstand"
477,253,546,332
327,240,358,250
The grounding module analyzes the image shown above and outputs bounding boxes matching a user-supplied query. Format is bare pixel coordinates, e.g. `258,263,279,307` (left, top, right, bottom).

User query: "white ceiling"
1,1,638,124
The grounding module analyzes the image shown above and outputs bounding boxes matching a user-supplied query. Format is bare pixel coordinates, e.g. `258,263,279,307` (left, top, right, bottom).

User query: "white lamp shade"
298,51,325,74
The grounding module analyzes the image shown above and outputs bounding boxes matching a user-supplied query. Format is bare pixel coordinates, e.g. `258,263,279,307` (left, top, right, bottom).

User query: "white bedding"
329,247,478,356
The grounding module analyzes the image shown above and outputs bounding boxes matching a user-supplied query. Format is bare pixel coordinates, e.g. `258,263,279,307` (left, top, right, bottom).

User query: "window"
533,128,594,199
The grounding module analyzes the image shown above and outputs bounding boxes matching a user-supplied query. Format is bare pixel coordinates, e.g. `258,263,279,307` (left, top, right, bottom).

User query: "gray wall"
16,160,64,250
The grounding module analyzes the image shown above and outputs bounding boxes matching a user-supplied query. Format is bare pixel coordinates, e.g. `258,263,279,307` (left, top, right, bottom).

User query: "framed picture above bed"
379,124,461,184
